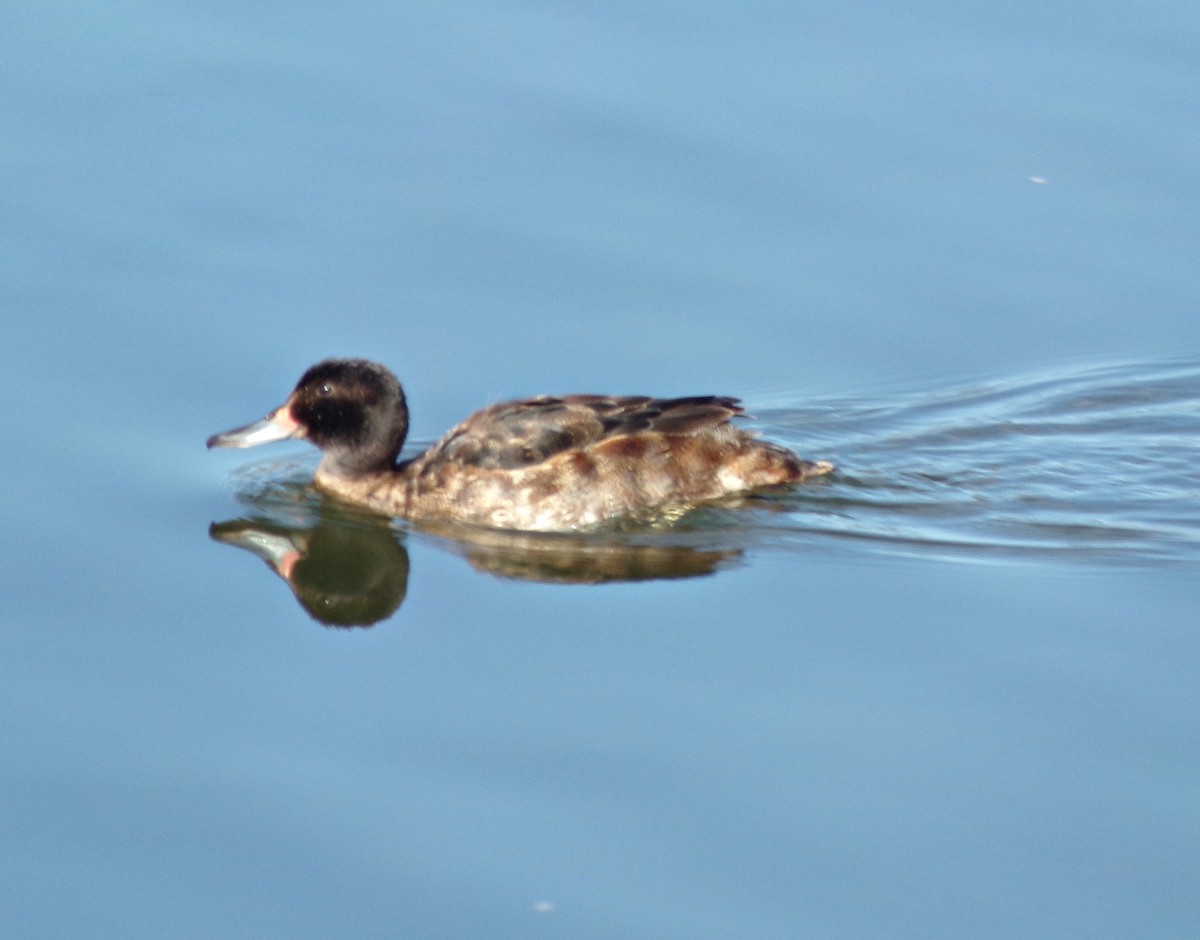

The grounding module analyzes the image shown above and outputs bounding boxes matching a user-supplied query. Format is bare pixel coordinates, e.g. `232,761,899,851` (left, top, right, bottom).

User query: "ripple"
766,359,1200,565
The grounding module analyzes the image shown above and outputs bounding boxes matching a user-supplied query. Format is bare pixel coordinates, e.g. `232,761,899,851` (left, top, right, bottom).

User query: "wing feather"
429,394,745,470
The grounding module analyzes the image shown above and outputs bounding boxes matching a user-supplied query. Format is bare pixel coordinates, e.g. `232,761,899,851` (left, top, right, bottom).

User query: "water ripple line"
766,359,1200,565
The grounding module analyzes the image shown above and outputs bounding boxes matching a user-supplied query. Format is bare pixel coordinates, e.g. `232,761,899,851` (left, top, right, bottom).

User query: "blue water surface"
3,1,1198,938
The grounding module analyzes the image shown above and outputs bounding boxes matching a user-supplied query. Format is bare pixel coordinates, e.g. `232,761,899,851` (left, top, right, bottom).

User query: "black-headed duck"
207,359,833,531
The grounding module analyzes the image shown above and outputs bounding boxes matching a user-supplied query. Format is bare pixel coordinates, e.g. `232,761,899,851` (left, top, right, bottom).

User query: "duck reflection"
211,502,740,626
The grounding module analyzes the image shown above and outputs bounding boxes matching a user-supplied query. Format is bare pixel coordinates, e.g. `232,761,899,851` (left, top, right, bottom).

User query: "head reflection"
210,512,409,628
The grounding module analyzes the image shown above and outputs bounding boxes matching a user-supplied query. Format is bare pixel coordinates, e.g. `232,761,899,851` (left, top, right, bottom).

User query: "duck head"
207,359,409,477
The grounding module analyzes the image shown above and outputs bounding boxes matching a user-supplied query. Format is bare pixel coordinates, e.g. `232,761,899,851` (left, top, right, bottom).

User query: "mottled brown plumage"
208,359,833,531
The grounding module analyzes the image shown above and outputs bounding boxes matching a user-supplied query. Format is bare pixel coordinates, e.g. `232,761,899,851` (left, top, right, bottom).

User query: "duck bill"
207,406,303,449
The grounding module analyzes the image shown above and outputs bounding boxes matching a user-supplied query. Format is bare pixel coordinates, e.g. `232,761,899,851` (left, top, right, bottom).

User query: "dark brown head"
207,359,409,477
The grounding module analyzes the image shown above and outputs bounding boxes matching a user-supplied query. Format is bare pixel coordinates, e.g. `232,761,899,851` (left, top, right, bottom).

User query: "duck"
207,358,833,531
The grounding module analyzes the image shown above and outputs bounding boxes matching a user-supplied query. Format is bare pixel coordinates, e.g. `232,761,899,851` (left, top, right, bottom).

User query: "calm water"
4,1,1199,938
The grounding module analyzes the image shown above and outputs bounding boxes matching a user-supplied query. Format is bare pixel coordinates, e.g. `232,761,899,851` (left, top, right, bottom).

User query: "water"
3,1,1198,937
785,359,1200,564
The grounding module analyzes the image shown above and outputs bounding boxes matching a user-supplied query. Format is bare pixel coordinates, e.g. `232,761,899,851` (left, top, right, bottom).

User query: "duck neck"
313,461,411,518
